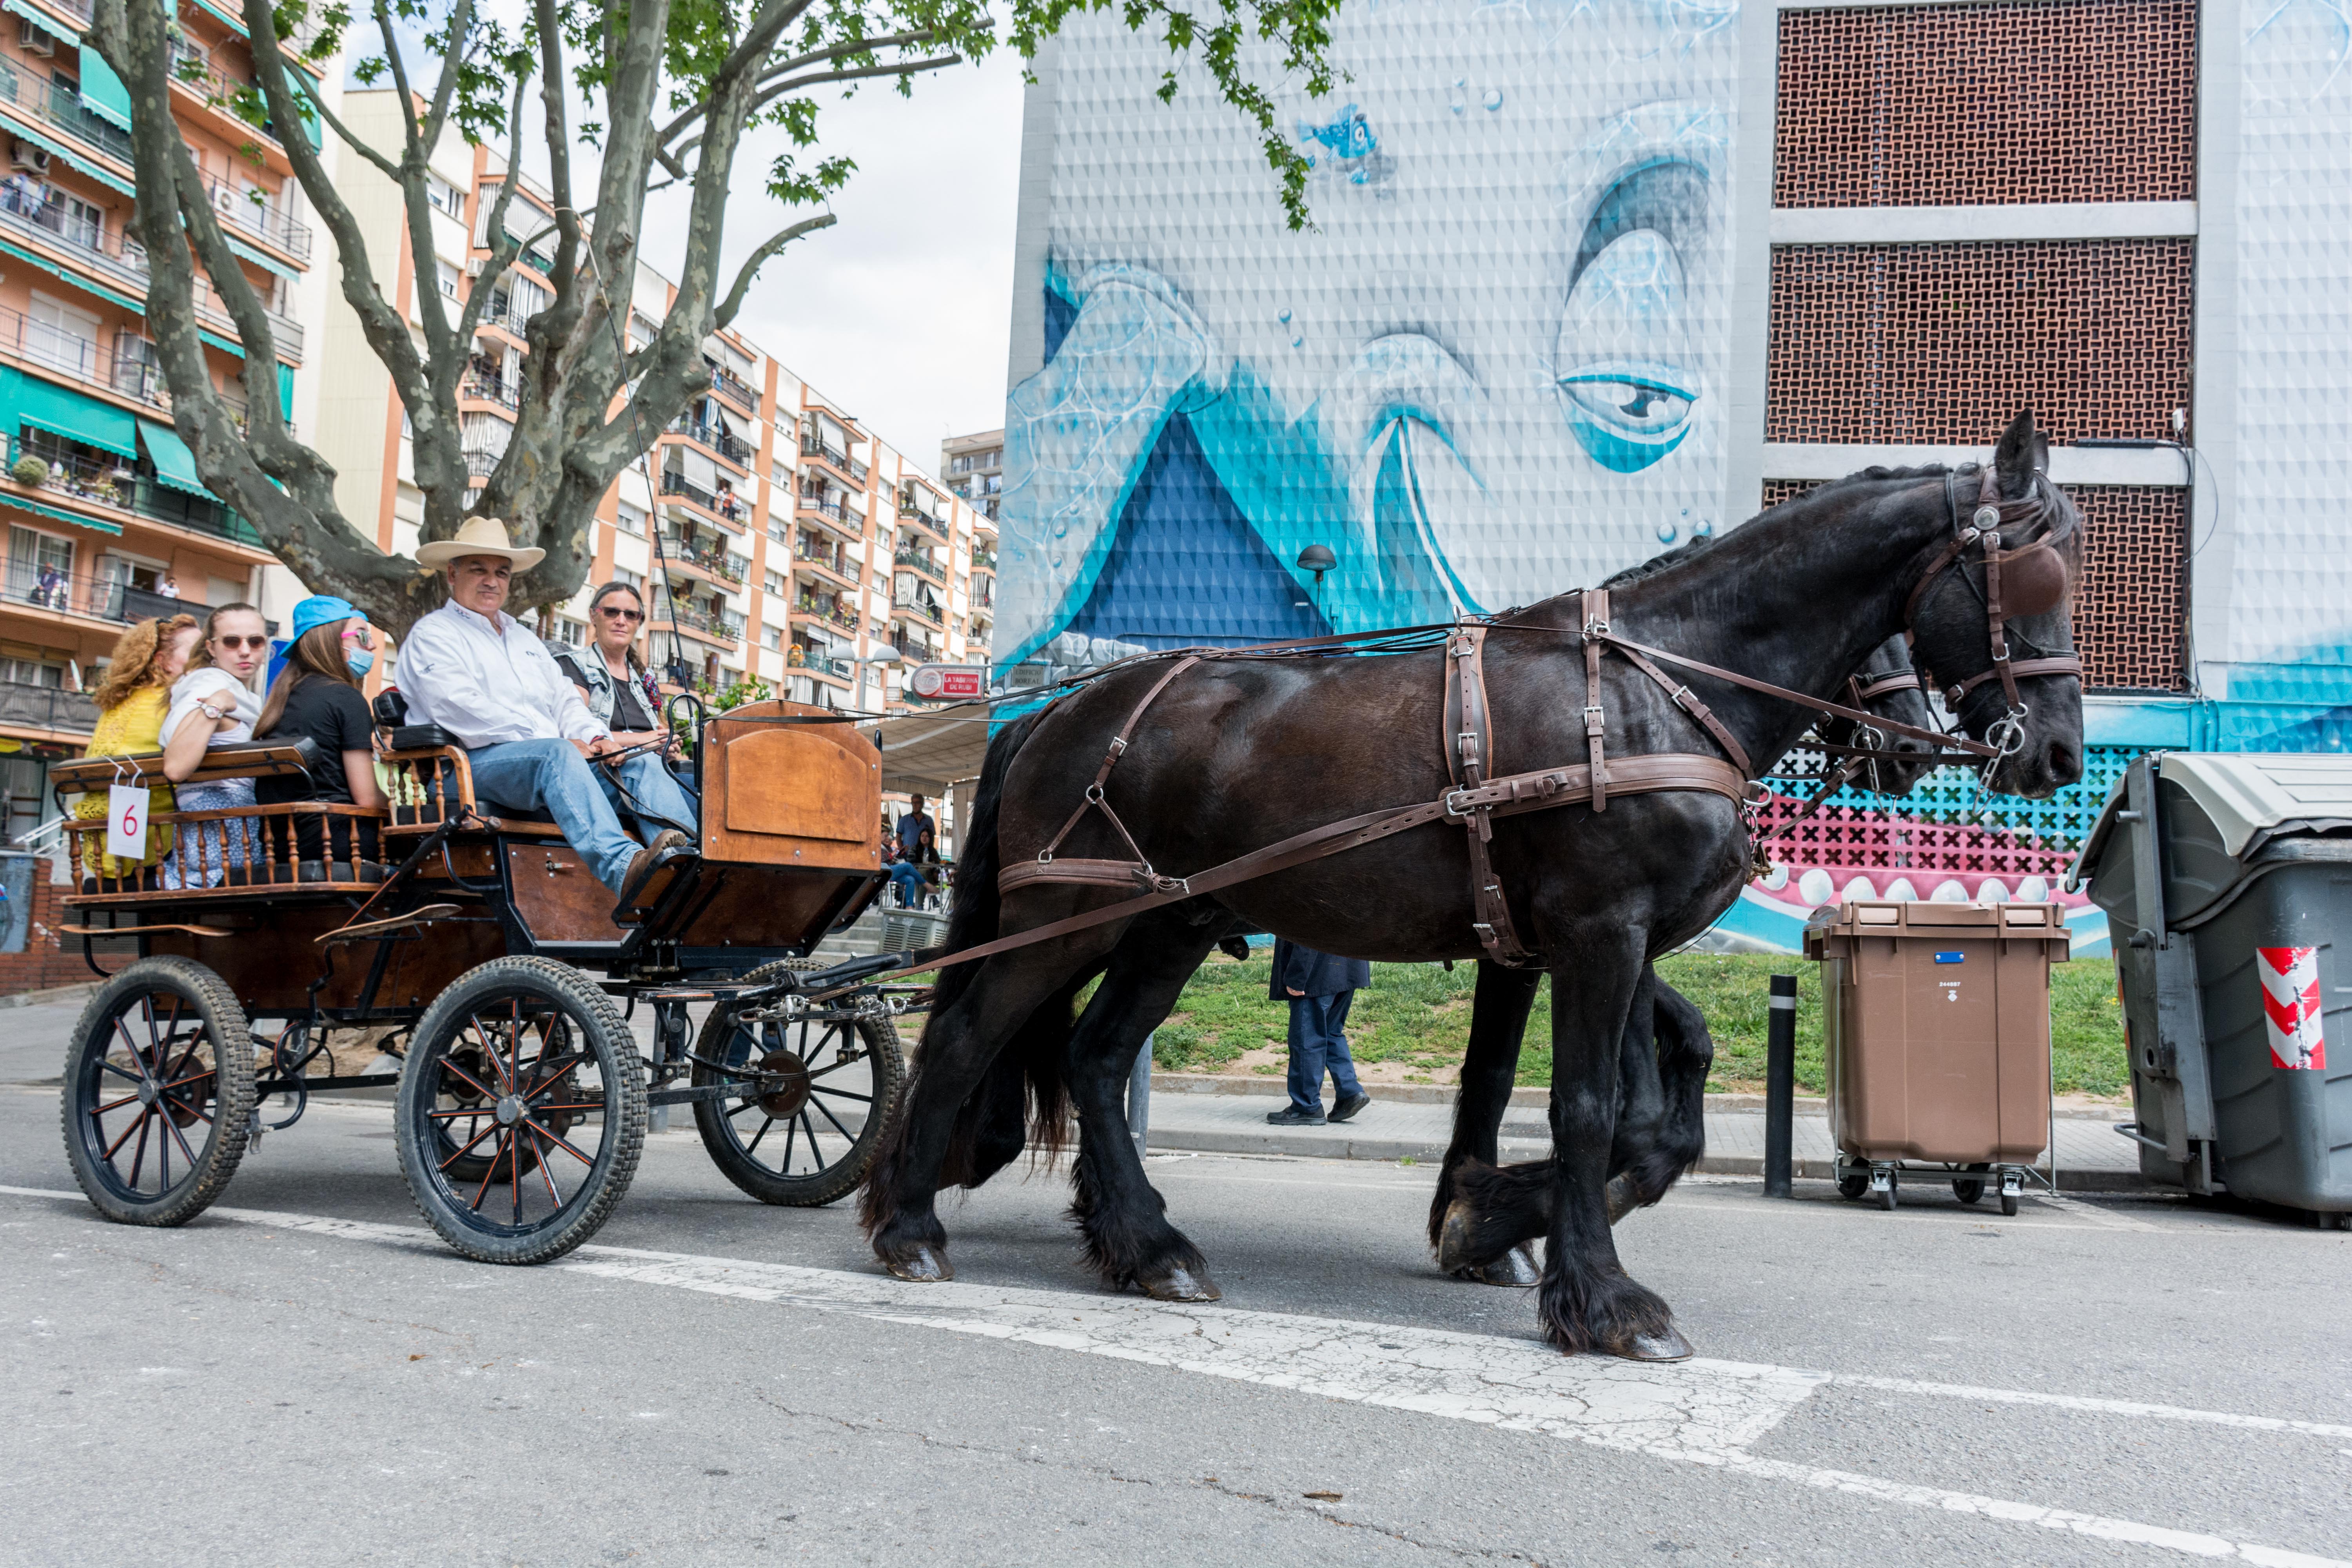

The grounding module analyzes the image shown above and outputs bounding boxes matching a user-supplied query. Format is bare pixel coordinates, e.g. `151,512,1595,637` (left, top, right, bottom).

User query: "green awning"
0,491,122,535
137,419,208,497
77,44,131,132
0,112,130,197
197,328,245,359
0,237,146,315
225,234,296,278
275,361,292,410
4,0,78,46
191,0,243,33
6,367,138,457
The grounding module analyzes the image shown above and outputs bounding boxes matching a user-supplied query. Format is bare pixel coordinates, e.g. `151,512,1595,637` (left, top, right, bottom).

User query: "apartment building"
941,426,1000,521
316,81,991,717
0,0,327,848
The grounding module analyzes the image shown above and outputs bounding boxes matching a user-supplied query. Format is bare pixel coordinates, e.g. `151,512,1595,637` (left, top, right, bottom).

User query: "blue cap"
287,595,361,642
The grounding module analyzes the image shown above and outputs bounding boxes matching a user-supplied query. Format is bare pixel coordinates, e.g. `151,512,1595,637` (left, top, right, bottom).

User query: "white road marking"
2032,1192,2164,1232
5,1183,2345,1566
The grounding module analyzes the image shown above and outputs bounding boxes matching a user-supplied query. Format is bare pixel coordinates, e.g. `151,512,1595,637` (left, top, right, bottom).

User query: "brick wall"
0,866,107,996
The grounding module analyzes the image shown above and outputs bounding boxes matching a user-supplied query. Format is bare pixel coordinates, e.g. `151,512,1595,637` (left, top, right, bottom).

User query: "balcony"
461,365,521,411
971,547,997,573
658,468,748,526
785,650,853,685
665,414,753,470
4,563,209,627
891,593,944,631
795,487,845,523
799,432,867,486
649,598,743,647
791,596,860,635
663,535,746,587
202,176,313,263
793,540,855,584
0,178,306,361
3,67,133,163
971,579,993,610
892,546,943,583
708,361,758,412
463,447,501,478
0,678,98,735
499,226,557,277
898,503,946,543
7,435,263,549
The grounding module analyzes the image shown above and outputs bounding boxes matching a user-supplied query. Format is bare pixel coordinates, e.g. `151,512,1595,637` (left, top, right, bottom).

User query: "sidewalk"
1142,1075,2148,1191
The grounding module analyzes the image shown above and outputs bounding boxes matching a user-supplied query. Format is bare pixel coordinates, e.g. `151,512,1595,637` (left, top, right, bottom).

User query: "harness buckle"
1443,788,1479,818
1582,619,1610,640
1583,704,1606,737
1973,506,2001,531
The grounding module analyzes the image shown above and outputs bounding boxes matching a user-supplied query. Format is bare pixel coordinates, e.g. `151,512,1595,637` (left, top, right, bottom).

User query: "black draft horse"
861,414,2084,1359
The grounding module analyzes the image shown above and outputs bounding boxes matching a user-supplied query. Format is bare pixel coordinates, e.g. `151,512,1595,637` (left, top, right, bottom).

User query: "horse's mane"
1602,534,1720,587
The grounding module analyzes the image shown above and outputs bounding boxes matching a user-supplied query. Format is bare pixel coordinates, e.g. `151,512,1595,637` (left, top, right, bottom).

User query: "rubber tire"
1836,1171,1869,1201
395,956,646,1264
1875,1172,1899,1211
2000,1191,2019,1217
693,958,906,1207
60,956,254,1227
1954,1179,1986,1205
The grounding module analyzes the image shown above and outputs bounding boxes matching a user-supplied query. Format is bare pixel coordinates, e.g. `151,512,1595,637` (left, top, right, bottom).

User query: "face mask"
346,649,377,677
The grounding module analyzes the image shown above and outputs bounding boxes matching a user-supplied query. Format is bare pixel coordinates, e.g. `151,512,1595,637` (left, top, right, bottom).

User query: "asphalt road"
3,1005,2349,1567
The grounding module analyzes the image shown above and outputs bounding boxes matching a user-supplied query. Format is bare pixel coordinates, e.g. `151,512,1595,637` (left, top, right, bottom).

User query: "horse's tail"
860,706,1067,1237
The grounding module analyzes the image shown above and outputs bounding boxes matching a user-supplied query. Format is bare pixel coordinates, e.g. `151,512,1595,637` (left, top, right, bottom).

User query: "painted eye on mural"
1556,361,1696,472
1553,157,1711,474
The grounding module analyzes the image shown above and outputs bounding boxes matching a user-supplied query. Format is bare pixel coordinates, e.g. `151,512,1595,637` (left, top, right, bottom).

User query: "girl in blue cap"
252,596,387,875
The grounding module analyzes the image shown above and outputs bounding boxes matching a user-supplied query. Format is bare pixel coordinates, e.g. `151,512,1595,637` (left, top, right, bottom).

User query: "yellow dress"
72,687,176,878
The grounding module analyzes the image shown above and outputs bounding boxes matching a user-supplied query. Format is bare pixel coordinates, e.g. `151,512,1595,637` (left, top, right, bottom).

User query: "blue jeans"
1285,991,1363,1115
466,739,700,893
886,862,931,907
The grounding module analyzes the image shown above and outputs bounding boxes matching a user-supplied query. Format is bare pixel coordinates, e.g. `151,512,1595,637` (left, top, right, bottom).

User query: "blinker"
2000,541,2071,617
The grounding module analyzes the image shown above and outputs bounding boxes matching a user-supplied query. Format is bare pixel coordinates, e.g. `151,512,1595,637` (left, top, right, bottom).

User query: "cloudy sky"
639,52,1029,472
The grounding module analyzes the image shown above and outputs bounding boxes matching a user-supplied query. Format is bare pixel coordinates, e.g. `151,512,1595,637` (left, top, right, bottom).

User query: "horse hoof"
1452,1243,1539,1287
1434,1200,1479,1274
884,1244,954,1283
1605,1175,1637,1225
1138,1264,1222,1302
1612,1327,1695,1363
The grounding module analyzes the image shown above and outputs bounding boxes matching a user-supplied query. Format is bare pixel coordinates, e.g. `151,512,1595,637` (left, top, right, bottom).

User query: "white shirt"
397,601,608,749
160,667,260,748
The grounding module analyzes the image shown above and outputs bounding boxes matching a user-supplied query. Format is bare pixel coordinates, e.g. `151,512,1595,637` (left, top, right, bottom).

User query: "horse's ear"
1994,411,2039,497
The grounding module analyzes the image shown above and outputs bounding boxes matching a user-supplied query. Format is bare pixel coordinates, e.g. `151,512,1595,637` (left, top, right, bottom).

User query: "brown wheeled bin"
1804,900,2073,1214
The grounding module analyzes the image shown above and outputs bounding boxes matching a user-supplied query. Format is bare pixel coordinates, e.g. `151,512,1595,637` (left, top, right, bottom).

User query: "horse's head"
1816,635,1940,797
1905,412,2085,800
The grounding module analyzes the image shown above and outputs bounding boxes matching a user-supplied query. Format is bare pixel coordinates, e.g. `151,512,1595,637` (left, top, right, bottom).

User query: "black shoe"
1265,1106,1326,1127
1327,1091,1371,1123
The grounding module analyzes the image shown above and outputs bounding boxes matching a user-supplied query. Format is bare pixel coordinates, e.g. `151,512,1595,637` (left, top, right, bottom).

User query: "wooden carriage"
47,700,912,1264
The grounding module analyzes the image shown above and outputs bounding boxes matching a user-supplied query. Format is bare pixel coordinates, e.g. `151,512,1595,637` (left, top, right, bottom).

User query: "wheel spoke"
159,1091,214,1127
436,1058,500,1102
94,1091,141,1116
466,1013,512,1094
810,1095,857,1143
521,1118,598,1168
96,1057,147,1085
809,1086,873,1105
777,1114,797,1171
804,1056,869,1083
471,1136,506,1210
529,1127,564,1209
743,1114,775,1154
519,1052,587,1101
160,1109,201,1172
101,1105,147,1159
113,1019,159,1089
797,1109,822,1167
127,1108,153,1187
438,1120,503,1172
510,1122,523,1227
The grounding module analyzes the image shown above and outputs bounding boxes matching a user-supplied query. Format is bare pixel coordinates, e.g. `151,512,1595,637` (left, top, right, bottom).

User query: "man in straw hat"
398,517,698,910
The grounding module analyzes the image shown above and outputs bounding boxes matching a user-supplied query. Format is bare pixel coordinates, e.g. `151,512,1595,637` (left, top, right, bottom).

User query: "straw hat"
416,516,546,572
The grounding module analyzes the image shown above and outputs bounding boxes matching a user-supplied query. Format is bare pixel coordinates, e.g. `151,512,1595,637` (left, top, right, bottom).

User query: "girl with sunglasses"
158,603,270,887
554,582,673,757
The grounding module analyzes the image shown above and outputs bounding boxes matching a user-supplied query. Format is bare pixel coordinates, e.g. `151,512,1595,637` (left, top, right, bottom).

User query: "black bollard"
1763,973,1797,1198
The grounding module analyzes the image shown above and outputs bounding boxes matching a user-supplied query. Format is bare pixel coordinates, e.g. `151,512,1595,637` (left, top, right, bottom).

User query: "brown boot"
615,828,694,912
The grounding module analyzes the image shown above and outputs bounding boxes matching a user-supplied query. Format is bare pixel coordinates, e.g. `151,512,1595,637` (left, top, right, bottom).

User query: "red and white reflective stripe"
2256,946,2328,1071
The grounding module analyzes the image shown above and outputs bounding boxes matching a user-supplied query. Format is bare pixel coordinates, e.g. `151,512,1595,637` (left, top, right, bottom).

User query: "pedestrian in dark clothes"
1265,938,1373,1126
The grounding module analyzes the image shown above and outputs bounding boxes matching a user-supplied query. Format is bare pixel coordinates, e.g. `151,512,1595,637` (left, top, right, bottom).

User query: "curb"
1149,1073,2131,1121
0,981,97,1012
1142,1126,2156,1192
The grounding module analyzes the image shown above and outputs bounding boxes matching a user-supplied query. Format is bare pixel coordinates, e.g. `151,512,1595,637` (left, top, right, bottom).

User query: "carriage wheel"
693,959,906,1207
394,957,645,1264
60,957,254,1227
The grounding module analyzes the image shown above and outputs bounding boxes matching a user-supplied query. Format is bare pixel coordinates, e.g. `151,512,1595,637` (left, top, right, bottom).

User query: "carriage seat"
373,688,455,753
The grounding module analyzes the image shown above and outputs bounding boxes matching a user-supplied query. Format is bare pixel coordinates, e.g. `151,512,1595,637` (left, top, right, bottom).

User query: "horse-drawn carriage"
49,699,912,1264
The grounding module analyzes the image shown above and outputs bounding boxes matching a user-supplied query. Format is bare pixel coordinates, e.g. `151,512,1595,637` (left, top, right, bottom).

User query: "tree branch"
713,212,836,328
747,54,963,120
655,27,953,150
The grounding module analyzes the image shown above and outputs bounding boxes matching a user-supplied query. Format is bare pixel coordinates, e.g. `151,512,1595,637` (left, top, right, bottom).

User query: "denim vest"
555,648,656,730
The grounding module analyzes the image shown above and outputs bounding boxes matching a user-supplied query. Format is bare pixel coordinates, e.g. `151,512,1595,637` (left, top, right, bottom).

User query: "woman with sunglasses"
554,582,674,758
157,603,270,887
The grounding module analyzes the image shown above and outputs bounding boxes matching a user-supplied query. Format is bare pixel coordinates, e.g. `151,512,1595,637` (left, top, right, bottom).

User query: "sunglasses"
214,635,269,652
341,624,376,647
598,606,644,623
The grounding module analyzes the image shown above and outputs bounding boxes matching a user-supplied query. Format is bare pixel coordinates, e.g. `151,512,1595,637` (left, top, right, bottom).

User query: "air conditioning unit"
11,141,51,175
18,19,54,55
464,258,487,278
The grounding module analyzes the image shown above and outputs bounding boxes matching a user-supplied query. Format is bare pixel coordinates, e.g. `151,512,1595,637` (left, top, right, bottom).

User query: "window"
611,566,642,590
437,260,461,301
25,292,98,379
614,501,647,537
426,174,465,218
550,616,586,648
0,656,64,688
762,625,782,651
764,570,785,596
629,312,659,352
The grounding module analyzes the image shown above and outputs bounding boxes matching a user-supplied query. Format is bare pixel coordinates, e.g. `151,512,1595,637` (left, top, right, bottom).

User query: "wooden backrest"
700,699,884,874
50,738,321,791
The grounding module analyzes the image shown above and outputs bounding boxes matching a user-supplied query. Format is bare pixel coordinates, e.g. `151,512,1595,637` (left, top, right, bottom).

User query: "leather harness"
973,464,2082,973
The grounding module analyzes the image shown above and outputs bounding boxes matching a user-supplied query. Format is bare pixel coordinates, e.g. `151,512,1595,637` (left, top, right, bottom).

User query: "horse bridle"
1902,464,2083,751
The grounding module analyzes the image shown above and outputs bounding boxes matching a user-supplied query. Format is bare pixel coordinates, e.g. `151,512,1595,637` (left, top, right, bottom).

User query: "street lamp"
1295,543,1336,615
853,644,903,713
